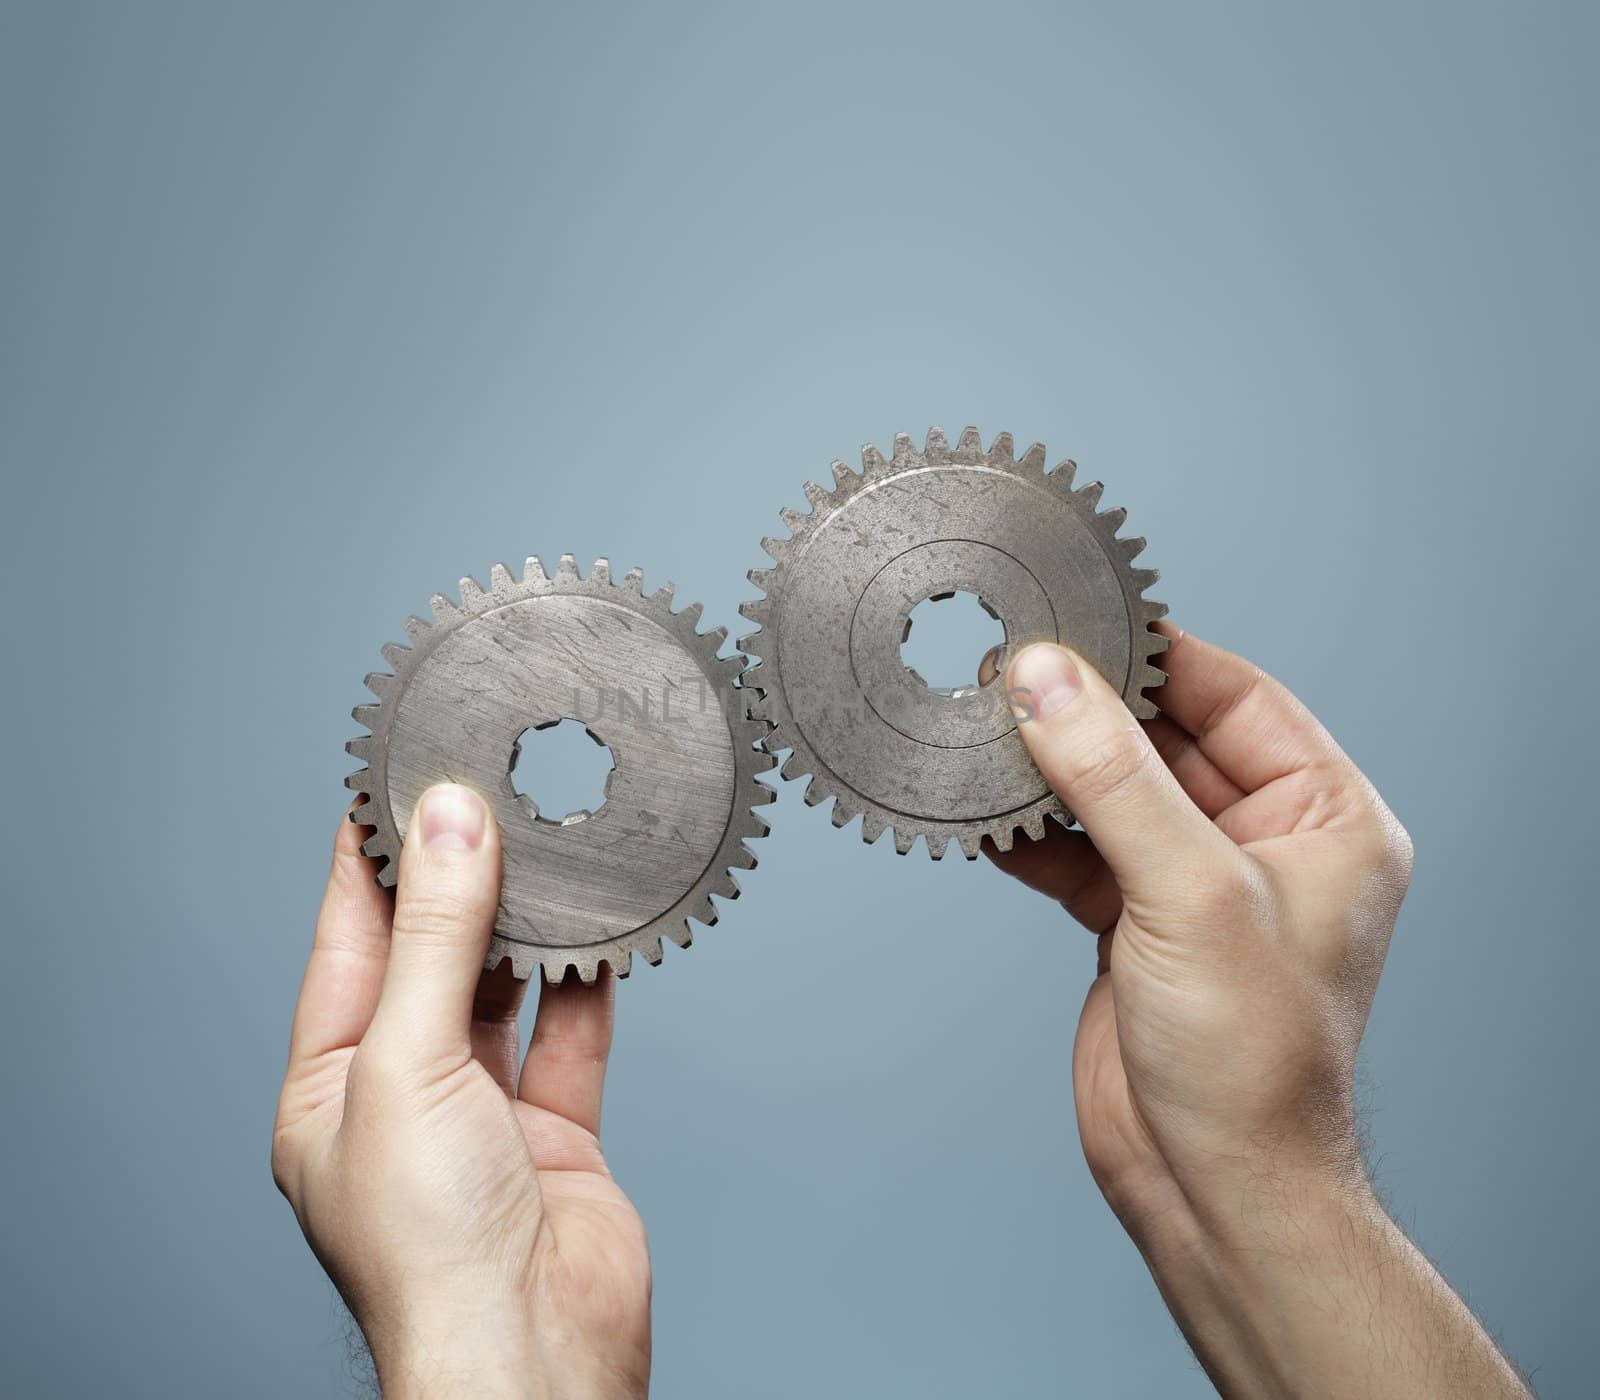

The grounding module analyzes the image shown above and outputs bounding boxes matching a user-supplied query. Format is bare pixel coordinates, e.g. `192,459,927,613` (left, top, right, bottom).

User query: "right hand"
995,624,1412,1236
992,626,1529,1397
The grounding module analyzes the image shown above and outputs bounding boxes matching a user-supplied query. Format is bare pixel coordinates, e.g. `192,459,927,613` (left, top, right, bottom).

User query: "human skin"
272,784,651,1399
274,624,1531,1398
991,624,1531,1398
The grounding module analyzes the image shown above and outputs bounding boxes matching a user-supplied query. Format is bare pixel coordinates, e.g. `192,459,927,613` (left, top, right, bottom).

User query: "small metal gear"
738,427,1168,859
347,555,775,983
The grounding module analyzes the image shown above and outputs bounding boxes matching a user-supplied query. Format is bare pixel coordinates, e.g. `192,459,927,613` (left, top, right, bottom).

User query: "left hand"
272,783,651,1399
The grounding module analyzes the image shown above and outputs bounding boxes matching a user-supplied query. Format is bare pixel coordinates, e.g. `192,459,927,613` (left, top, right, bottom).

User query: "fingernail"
1010,644,1082,721
418,784,487,851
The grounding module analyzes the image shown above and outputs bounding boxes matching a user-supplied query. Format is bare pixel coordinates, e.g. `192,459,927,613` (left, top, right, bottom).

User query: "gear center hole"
900,591,1006,695
510,719,615,826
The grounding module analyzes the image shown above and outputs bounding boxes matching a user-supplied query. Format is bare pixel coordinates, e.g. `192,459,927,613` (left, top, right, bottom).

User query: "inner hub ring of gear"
851,539,1057,750
738,427,1168,860
347,555,775,983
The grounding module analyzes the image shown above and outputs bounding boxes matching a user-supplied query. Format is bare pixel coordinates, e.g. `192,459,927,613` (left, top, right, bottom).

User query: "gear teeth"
779,751,809,782
1144,628,1172,654
1131,568,1160,591
778,505,806,532
745,427,1165,863
353,553,768,985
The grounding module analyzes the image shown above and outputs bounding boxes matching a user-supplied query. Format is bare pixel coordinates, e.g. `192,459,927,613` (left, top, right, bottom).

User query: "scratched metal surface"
739,427,1168,858
347,556,775,982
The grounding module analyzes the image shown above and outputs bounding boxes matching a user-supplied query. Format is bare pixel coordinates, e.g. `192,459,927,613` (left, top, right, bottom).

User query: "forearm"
1129,1170,1530,1400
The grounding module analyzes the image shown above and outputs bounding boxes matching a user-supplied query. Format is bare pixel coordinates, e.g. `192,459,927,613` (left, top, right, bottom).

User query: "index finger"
286,806,392,1072
1152,622,1352,793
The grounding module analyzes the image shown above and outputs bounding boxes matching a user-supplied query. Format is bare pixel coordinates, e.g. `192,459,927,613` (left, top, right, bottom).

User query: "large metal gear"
738,427,1168,859
346,555,775,983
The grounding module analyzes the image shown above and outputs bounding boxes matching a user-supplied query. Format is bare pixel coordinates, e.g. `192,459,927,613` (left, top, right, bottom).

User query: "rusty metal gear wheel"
738,427,1167,859
347,555,775,982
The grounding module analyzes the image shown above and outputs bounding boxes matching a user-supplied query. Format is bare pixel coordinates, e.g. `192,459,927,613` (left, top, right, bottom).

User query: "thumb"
1008,643,1232,905
369,783,502,1060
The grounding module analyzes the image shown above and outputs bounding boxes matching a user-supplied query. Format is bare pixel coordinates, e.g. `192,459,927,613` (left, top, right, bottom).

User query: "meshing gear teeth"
346,555,775,983
737,427,1168,859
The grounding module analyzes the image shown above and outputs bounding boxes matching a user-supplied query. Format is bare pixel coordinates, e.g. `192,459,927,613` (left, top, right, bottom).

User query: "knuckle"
1348,784,1413,886
348,1039,408,1096
1066,730,1154,808
1196,859,1267,923
394,883,490,944
269,1127,300,1202
1381,813,1415,887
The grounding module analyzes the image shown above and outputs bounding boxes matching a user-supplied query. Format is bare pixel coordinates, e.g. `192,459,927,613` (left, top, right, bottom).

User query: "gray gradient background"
2,3,1594,1396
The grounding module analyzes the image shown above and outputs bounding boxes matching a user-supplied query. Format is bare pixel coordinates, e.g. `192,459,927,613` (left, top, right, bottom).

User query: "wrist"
1127,1164,1401,1399
364,1293,543,1400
